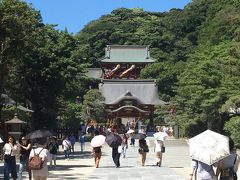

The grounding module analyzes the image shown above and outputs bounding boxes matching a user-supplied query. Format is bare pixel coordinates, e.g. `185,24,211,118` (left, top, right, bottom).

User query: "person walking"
130,137,135,146
3,135,18,180
153,126,167,167
112,146,121,168
68,134,76,153
79,133,86,153
17,136,32,180
121,134,128,158
92,146,102,168
48,137,58,169
216,138,239,180
138,138,149,166
62,136,71,160
29,138,51,180
189,159,217,180
109,129,121,168
154,139,164,167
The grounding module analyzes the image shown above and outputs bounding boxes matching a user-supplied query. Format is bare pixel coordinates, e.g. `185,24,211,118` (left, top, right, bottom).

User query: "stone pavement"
87,137,191,180
1,137,239,180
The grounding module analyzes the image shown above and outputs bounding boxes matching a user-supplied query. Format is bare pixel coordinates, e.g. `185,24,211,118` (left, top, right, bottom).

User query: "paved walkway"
87,137,191,180
1,137,239,180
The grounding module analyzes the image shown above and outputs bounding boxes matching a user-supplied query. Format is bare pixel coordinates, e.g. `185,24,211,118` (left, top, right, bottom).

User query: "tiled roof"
99,79,167,105
99,45,155,63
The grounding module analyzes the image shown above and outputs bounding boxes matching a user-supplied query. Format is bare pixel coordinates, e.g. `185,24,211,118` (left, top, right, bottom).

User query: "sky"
23,0,192,34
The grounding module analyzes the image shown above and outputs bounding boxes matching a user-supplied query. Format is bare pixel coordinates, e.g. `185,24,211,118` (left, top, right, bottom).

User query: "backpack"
220,155,237,180
49,143,58,154
220,167,237,180
28,148,44,170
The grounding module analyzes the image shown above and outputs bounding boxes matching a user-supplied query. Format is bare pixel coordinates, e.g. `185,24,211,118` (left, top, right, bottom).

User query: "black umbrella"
25,129,53,139
105,133,122,147
131,133,147,139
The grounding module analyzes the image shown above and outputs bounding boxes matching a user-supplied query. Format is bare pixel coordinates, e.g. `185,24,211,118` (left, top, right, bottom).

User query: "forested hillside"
73,0,240,139
0,0,240,143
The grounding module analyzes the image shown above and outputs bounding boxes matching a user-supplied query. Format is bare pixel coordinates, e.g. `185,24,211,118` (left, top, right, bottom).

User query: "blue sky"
23,0,192,34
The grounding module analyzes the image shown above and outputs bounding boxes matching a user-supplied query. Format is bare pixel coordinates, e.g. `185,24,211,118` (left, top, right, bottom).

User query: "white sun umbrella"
126,129,135,134
153,131,168,141
189,129,230,165
91,135,106,147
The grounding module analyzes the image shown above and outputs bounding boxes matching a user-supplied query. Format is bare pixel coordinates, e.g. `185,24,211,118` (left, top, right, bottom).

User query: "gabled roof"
99,45,155,63
109,91,144,104
99,79,167,105
111,105,149,113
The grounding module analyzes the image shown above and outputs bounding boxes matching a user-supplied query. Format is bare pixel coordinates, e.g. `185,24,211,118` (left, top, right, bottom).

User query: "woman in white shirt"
154,140,164,167
62,137,71,160
3,135,18,180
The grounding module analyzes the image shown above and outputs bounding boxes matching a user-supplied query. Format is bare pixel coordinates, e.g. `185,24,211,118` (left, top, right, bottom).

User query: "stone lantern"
5,113,26,140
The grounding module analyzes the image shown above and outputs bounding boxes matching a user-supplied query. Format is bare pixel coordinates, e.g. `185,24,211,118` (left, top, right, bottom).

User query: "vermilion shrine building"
88,45,167,130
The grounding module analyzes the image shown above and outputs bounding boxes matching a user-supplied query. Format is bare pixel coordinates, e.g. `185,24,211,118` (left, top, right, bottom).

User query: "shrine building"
88,45,167,129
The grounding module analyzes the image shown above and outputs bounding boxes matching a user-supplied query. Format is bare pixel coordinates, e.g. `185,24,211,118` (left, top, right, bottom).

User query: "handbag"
138,148,143,153
143,145,149,152
4,148,12,162
161,146,165,153
4,154,11,161
118,145,123,153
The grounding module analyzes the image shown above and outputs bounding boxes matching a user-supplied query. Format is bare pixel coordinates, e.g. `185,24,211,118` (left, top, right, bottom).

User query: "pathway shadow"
53,164,92,170
98,165,135,169
57,151,109,160
57,151,93,160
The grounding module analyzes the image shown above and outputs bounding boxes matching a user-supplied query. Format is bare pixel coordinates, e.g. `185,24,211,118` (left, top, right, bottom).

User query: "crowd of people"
89,125,168,169
1,123,239,180
2,135,58,180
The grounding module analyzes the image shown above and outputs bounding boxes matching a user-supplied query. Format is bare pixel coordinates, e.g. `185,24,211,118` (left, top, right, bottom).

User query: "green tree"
59,101,82,131
221,95,240,147
81,89,106,124
0,0,41,120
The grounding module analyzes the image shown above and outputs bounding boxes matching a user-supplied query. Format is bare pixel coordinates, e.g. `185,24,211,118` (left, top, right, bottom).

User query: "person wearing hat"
18,136,32,180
